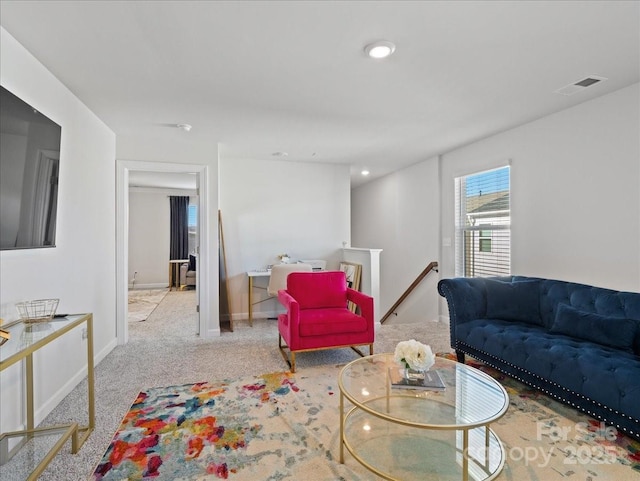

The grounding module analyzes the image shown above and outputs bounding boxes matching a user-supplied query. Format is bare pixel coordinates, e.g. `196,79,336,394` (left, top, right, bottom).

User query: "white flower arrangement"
394,339,435,372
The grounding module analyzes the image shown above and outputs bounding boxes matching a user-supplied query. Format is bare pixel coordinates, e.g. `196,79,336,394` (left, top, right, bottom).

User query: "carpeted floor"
91,359,640,480
4,291,638,480
0,290,451,480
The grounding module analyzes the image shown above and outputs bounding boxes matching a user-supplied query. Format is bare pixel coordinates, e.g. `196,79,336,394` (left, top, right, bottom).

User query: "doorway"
116,160,211,345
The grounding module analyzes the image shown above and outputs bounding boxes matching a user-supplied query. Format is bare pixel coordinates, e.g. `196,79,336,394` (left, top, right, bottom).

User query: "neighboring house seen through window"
455,166,510,277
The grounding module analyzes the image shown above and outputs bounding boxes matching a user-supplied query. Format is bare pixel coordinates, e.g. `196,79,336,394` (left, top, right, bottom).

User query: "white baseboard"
232,310,279,321
34,337,118,426
129,283,169,290
206,327,221,338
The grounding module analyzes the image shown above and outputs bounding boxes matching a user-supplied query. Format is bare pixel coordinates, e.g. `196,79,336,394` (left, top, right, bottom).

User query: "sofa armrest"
346,288,374,324
438,278,489,325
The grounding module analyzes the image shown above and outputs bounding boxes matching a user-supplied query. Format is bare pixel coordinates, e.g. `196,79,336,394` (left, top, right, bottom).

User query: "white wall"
0,27,117,431
352,158,441,323
440,83,640,294
128,189,171,288
128,188,199,289
352,83,640,326
219,158,351,320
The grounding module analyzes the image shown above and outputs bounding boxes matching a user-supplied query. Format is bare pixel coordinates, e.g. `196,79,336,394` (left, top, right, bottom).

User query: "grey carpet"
0,290,452,480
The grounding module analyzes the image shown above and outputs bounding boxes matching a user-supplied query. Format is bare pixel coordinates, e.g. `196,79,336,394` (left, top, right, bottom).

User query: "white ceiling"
1,1,638,188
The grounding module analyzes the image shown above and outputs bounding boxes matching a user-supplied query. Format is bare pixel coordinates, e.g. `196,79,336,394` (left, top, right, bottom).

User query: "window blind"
455,166,510,277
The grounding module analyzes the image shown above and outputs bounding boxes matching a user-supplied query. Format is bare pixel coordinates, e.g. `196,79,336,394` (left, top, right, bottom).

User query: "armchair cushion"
286,271,347,309
298,308,368,337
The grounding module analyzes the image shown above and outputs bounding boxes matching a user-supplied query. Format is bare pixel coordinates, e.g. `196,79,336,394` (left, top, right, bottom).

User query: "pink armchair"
277,271,374,372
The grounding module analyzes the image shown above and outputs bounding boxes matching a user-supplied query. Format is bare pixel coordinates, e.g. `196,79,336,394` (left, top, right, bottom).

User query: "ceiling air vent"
554,76,608,96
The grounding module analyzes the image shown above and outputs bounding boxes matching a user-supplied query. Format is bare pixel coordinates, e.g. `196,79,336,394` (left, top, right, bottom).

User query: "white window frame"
455,165,511,278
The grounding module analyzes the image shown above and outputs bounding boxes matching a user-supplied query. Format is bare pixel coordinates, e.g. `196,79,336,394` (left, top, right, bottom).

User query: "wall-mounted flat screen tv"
0,86,62,250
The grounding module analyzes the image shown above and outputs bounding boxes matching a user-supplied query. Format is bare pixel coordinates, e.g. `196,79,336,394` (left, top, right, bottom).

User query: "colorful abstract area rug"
92,362,640,480
127,288,169,322
91,370,366,480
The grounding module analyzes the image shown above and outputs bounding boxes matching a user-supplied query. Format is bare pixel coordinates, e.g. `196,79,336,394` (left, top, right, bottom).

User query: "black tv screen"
0,86,62,250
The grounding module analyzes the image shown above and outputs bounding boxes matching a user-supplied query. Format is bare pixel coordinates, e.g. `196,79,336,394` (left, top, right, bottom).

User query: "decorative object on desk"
299,259,327,271
0,328,10,346
394,339,435,372
15,298,59,323
389,366,446,391
338,261,361,290
277,253,291,263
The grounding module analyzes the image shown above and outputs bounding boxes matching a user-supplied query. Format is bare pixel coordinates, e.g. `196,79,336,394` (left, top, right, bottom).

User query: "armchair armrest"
347,288,374,323
278,290,299,318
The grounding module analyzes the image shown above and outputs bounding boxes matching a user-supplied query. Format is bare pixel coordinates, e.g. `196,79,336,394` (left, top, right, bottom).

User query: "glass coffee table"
338,353,508,481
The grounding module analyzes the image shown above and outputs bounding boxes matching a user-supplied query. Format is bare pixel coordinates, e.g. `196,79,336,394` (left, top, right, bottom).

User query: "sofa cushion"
485,279,542,325
550,303,637,352
298,308,367,337
188,254,196,271
456,319,640,417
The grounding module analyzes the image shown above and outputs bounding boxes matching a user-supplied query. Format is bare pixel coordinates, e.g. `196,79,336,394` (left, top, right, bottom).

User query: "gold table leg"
339,391,345,463
248,276,254,327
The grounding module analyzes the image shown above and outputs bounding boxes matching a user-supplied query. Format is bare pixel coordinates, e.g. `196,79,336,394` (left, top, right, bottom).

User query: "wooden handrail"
380,261,439,324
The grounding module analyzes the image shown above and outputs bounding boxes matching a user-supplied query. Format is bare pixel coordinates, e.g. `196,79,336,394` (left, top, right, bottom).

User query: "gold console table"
0,313,95,480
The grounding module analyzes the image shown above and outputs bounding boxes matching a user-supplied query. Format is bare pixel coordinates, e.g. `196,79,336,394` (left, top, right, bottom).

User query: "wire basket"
16,299,59,324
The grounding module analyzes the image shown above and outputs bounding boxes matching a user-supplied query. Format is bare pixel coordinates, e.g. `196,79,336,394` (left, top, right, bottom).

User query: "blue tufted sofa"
438,276,640,440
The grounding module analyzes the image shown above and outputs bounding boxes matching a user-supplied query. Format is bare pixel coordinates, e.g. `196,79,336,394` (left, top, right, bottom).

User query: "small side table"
0,314,95,481
169,259,189,291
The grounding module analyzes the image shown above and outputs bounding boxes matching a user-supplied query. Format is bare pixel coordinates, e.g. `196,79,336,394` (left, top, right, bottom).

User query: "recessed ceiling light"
364,41,396,59
176,123,192,131
361,170,370,176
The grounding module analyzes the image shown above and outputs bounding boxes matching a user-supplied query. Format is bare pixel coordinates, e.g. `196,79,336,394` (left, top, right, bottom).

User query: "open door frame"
116,160,211,345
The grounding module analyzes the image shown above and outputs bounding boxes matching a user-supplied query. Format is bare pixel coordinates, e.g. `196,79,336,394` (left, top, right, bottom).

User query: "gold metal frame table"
246,269,271,325
0,313,94,480
338,353,509,481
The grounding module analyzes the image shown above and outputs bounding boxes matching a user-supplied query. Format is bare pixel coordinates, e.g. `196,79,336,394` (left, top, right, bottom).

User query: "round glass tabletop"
339,353,509,429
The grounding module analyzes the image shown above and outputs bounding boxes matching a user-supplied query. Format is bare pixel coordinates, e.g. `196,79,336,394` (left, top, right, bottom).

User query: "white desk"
247,270,271,326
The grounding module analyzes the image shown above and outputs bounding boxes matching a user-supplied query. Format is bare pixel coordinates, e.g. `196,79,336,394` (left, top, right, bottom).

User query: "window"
188,201,198,255
479,238,492,253
455,166,510,277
